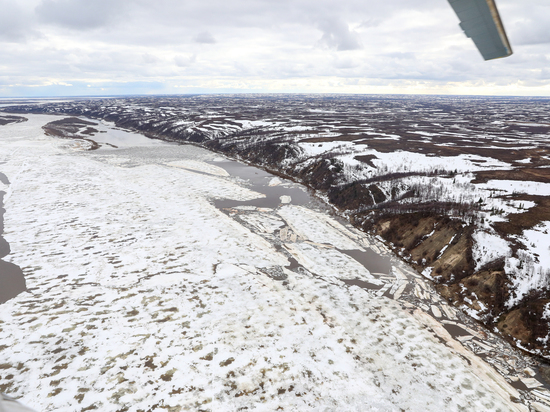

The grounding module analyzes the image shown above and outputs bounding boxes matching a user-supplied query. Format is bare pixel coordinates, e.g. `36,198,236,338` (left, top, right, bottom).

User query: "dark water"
212,161,314,209
339,248,392,275
443,323,471,339
0,190,10,259
0,172,9,185
0,261,26,304
0,188,26,304
509,379,529,391
341,279,385,290
0,236,9,258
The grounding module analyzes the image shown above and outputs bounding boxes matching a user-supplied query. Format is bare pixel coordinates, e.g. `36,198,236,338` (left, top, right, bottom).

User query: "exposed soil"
498,297,550,350
354,154,379,168
494,196,550,236
472,167,550,184
0,115,27,126
439,260,509,320
368,212,474,283
42,117,100,150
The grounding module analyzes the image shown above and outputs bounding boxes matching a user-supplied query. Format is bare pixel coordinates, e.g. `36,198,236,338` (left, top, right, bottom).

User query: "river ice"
0,115,526,411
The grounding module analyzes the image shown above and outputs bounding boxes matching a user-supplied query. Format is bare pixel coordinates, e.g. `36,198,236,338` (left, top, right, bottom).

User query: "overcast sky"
1,0,549,97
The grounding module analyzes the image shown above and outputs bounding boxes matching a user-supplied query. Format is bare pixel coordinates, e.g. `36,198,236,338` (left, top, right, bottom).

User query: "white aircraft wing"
447,0,512,60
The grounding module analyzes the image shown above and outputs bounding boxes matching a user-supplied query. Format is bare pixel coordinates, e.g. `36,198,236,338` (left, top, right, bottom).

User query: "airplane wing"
447,0,512,60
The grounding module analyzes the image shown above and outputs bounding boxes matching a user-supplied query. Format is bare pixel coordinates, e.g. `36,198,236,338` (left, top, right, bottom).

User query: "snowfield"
0,115,528,411
472,230,511,271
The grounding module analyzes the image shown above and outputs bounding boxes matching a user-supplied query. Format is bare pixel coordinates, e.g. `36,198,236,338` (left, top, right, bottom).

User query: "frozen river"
0,114,539,411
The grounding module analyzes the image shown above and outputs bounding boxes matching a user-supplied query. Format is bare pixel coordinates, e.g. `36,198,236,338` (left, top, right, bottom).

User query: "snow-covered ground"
0,115,528,411
472,230,511,271
505,221,550,307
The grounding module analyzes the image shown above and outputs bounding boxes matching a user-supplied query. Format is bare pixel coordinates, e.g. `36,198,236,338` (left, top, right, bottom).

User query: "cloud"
0,0,36,42
35,0,128,30
142,53,160,64
317,17,362,51
496,0,550,45
193,31,216,44
357,18,382,29
384,52,416,60
0,0,549,96
333,56,359,69
511,17,550,46
174,54,197,67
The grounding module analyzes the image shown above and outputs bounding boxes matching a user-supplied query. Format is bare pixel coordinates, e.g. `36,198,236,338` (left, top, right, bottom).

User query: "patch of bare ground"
43,117,98,135
472,167,550,184
42,117,100,150
0,115,27,126
494,196,550,237
368,211,475,283
354,154,378,168
328,181,386,210
438,259,510,320
497,295,550,351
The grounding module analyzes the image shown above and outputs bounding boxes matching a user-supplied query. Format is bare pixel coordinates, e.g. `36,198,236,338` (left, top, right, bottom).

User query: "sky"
0,0,549,97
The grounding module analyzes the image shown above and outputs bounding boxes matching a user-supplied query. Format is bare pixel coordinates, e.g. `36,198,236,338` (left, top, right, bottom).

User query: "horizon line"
2,92,550,100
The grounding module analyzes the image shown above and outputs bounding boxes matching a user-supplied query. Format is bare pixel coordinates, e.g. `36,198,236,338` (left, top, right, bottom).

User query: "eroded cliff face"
4,94,550,356
364,211,550,353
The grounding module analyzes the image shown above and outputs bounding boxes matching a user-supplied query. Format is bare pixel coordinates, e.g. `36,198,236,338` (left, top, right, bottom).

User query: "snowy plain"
0,115,528,411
